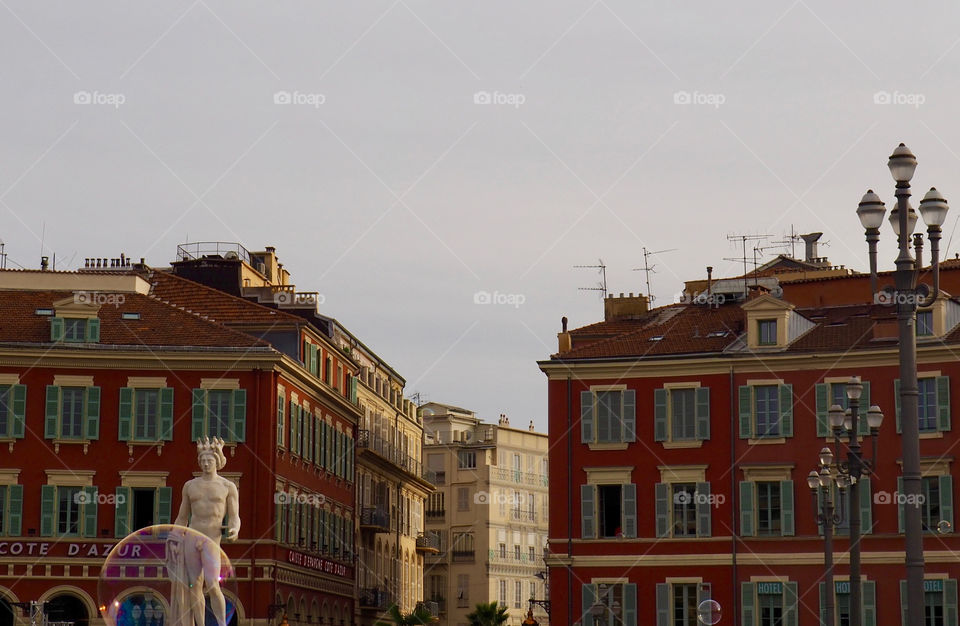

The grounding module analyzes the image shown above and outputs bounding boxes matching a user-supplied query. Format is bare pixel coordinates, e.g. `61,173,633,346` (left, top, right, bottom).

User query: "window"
514,544,520,561
739,384,793,439
114,486,172,537
820,580,877,626
514,581,522,608
191,388,246,442
656,481,711,538
672,583,698,626
51,317,99,343
276,393,285,448
498,542,506,558
457,574,469,607
529,546,535,562
458,451,476,469
457,487,470,511
118,387,173,442
917,310,934,336
499,580,506,607
452,532,474,559
654,387,710,442
741,582,797,626
922,476,942,531
895,376,950,434
0,485,23,536
582,482,637,539
756,482,781,536
0,384,26,439
758,319,777,345
816,381,872,437
45,385,100,441
40,485,97,538
582,583,636,626
580,389,636,444
899,579,957,626
740,480,795,537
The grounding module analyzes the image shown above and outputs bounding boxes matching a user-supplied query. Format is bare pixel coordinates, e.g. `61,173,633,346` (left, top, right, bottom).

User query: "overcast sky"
3,1,960,431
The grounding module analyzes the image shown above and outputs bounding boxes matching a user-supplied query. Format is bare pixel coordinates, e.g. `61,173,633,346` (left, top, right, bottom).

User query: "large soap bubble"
98,525,237,626
698,599,722,625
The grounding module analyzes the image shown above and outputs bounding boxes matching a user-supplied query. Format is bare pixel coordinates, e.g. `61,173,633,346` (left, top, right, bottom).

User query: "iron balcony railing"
360,507,390,532
416,533,441,553
357,430,437,484
358,588,391,610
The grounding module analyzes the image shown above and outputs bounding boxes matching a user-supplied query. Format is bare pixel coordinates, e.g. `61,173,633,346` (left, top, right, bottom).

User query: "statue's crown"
197,436,225,455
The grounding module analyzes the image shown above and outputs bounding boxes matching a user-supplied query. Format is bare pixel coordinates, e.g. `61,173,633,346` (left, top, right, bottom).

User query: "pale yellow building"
326,324,437,625
421,403,549,626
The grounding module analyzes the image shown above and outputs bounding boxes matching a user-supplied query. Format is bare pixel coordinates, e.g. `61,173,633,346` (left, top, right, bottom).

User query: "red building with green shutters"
540,274,960,626
0,262,360,626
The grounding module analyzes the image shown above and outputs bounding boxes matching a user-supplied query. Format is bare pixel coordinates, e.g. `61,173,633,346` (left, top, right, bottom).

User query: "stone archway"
46,593,90,626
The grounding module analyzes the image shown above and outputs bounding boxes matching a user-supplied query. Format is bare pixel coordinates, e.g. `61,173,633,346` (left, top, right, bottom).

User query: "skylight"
707,330,729,338
649,335,664,342
121,312,141,320
35,308,54,316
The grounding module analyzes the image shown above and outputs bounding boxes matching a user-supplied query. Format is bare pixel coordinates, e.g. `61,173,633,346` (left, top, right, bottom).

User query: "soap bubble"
98,525,237,626
938,520,952,534
698,599,722,625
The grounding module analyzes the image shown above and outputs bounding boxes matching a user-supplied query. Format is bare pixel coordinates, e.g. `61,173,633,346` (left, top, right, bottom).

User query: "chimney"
706,266,713,303
40,256,49,271
557,316,572,353
801,232,823,262
604,293,649,321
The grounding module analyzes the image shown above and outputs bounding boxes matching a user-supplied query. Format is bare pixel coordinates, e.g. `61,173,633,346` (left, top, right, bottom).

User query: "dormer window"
51,317,100,343
758,320,778,345
917,310,934,337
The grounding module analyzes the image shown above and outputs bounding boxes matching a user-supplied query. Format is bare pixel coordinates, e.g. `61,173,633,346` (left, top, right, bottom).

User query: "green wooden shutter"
816,383,830,437
85,318,100,342
895,379,902,433
696,387,710,440
350,376,358,404
45,385,59,439
82,486,97,537
289,399,297,452
274,498,282,542
623,583,637,626
739,385,753,438
582,584,597,625
85,386,100,440
779,384,794,437
900,580,908,626
156,487,172,524
859,381,872,435
7,485,23,536
232,389,246,442
581,485,596,538
655,482,669,537
11,384,25,438
945,579,957,626
741,583,755,626
740,481,755,536
819,582,828,626
696,481,711,537
784,582,798,626
118,387,133,440
276,395,285,447
623,389,636,442
941,475,954,530
581,391,594,443
159,388,174,440
697,583,712,610
863,580,877,626
622,483,637,538
656,583,669,626
314,417,321,462
898,476,905,533
781,480,795,536
937,376,951,431
40,485,55,536
191,389,205,441
50,317,65,342
310,344,318,375
115,486,131,537
654,388,668,442
860,476,873,534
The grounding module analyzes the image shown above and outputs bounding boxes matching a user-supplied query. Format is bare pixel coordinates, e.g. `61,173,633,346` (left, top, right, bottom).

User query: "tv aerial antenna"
725,233,771,295
575,259,607,299
632,247,677,305
771,225,803,259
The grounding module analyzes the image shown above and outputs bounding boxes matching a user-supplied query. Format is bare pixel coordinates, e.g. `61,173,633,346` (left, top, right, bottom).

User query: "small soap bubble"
698,599,722,625
938,519,952,534
98,525,237,626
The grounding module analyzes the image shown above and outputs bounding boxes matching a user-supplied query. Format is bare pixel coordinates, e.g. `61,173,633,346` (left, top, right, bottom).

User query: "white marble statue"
166,437,240,626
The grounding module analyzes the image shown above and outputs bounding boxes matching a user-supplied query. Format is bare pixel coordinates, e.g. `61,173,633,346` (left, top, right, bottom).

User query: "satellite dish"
224,251,239,260
771,285,784,298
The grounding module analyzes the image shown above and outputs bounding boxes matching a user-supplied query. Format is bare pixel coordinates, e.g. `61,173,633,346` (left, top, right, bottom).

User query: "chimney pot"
561,316,568,332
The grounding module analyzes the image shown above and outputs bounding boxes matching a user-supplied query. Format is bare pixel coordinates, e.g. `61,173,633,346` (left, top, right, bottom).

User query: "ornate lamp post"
808,377,883,626
857,143,949,626
808,452,847,626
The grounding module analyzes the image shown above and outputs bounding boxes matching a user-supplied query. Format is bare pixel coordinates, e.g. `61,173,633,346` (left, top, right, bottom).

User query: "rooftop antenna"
0,240,6,270
725,233,770,296
632,247,677,305
771,225,803,259
574,259,607,299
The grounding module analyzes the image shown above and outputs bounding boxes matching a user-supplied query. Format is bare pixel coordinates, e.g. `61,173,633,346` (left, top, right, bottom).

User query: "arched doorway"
0,597,13,626
47,594,89,626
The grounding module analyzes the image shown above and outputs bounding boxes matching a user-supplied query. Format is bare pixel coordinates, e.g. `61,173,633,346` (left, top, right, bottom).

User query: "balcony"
425,508,445,520
451,549,475,562
358,588,391,610
417,601,440,617
416,533,440,554
426,598,446,615
358,430,436,485
360,507,390,533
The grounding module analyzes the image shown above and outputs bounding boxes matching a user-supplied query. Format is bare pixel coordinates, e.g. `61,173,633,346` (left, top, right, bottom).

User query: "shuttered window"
580,389,636,444
740,481,794,537
45,385,100,441
895,376,950,433
739,384,793,439
191,388,246,442
581,483,637,539
0,385,26,439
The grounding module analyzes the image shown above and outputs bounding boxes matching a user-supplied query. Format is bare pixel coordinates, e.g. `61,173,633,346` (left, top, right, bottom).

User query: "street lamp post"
808,377,883,626
857,143,949,626
807,460,845,626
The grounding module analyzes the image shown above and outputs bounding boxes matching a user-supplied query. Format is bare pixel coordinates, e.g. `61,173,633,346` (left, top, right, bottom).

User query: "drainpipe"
567,375,573,624
729,365,738,622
